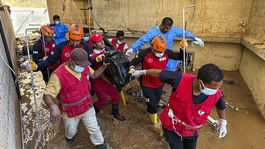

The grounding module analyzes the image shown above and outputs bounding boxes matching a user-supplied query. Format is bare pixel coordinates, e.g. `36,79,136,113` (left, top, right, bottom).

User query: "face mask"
55,21,60,25
199,81,218,95
117,40,123,45
73,65,84,73
94,49,103,54
155,52,164,57
84,36,89,41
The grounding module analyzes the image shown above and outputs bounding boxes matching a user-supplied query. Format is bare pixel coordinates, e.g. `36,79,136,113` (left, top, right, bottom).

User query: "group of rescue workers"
27,15,227,149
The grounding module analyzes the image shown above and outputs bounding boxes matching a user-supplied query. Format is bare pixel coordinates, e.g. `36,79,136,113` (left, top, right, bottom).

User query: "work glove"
129,66,135,74
180,39,188,49
50,104,61,124
192,37,204,47
26,61,37,71
131,70,146,77
125,48,134,57
96,54,105,62
218,119,227,138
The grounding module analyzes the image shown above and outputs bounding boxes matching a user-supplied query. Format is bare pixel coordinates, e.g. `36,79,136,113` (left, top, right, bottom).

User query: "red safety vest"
111,39,126,53
41,40,59,70
54,63,92,118
61,44,83,63
143,52,169,88
159,73,221,137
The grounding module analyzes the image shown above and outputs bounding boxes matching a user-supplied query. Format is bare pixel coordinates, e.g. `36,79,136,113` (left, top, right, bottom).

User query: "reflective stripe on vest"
59,94,91,107
168,108,203,130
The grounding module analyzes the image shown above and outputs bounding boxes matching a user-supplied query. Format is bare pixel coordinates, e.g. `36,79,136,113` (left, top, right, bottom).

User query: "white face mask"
84,36,89,41
55,21,60,25
117,40,123,45
94,49,104,54
199,81,218,95
155,52,164,57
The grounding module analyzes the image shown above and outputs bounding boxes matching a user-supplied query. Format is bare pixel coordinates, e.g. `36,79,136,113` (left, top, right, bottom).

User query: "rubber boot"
148,112,158,124
96,142,107,149
94,104,100,113
112,103,126,121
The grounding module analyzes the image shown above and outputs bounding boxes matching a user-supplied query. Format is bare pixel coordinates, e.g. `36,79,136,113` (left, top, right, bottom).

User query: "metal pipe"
25,27,42,149
182,4,196,73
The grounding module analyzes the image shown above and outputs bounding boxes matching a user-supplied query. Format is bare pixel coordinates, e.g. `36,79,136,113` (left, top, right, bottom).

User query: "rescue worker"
83,27,90,47
126,17,204,71
90,33,126,121
50,15,69,45
32,25,59,83
131,63,227,149
129,35,186,125
43,48,107,149
108,31,128,53
28,24,103,72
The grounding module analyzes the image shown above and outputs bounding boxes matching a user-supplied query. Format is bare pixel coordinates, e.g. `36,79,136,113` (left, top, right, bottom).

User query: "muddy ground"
18,67,265,149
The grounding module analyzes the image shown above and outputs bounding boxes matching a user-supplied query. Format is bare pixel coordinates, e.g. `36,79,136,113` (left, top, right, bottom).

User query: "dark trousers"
163,126,198,149
141,85,163,114
41,69,54,84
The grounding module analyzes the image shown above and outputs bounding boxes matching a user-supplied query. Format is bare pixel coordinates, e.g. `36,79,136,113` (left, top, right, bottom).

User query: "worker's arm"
165,49,184,60
36,42,65,70
146,69,162,77
100,73,112,84
130,48,151,66
90,62,109,79
215,96,227,138
172,26,196,40
63,24,69,33
32,40,43,63
43,73,62,124
131,28,156,52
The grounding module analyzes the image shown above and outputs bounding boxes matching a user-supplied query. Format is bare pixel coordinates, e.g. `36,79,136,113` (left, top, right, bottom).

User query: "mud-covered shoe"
65,136,75,143
96,142,107,149
113,114,126,121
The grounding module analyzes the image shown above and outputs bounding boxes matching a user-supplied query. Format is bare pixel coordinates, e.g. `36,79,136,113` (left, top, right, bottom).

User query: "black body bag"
103,49,134,88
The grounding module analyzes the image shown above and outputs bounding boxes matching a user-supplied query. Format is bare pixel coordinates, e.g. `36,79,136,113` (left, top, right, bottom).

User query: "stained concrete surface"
18,68,265,149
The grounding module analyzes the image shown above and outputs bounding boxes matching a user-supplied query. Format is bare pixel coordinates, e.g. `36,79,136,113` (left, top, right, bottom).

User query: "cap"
90,33,104,43
70,48,90,67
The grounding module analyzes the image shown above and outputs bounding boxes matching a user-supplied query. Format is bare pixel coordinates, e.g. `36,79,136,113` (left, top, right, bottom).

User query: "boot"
112,103,126,121
148,112,158,124
96,142,107,149
94,104,100,113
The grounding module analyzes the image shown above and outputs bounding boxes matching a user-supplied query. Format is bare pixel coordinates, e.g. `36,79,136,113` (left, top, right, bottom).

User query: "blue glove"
193,37,204,47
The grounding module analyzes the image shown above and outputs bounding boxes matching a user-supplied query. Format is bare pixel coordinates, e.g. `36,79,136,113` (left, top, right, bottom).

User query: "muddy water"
19,69,265,149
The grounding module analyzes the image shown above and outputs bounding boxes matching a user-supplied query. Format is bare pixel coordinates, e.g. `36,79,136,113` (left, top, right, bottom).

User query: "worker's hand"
96,54,105,62
125,48,134,57
50,104,61,124
193,37,204,47
218,119,227,138
26,61,37,71
129,66,135,74
101,61,109,69
180,39,188,49
43,56,48,61
131,70,146,77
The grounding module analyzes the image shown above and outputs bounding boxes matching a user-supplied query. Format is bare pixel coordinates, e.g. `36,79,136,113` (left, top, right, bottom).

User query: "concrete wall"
2,0,47,8
46,0,92,26
247,0,265,43
3,0,50,36
239,48,265,119
92,0,252,35
0,5,21,149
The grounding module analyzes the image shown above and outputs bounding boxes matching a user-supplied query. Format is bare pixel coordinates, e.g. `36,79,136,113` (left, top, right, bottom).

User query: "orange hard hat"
68,24,84,40
151,35,167,52
40,25,54,37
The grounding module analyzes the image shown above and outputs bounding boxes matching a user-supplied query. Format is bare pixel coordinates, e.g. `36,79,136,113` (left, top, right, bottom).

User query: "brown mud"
18,69,265,149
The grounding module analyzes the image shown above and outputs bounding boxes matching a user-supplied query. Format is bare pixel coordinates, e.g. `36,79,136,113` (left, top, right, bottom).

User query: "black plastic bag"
103,49,134,88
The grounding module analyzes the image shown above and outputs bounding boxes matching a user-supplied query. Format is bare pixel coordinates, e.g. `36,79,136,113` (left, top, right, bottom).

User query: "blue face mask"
200,81,218,95
84,36,89,41
74,65,84,73
55,21,60,25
